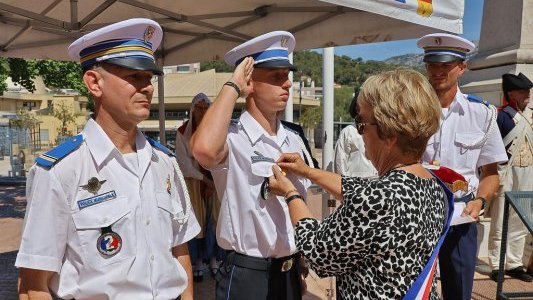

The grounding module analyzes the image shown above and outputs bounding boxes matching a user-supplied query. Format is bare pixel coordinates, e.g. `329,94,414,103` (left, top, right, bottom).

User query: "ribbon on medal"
96,226,122,257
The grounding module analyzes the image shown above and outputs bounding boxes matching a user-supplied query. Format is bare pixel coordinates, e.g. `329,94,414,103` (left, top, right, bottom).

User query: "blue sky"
332,0,484,61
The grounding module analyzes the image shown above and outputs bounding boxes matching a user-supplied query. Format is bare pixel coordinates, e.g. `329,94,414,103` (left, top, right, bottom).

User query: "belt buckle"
281,258,293,272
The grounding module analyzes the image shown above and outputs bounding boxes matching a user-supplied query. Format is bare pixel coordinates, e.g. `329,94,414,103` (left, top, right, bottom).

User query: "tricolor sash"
402,170,455,300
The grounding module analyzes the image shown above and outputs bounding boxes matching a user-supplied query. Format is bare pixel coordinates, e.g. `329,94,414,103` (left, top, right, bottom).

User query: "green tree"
299,106,322,129
334,86,356,122
53,101,77,137
0,58,9,95
200,60,234,72
8,58,37,92
11,109,40,154
0,58,93,111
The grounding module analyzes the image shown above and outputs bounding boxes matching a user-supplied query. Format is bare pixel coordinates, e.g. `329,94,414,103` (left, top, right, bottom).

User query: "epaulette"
146,136,175,157
35,134,84,169
282,123,299,135
467,94,491,107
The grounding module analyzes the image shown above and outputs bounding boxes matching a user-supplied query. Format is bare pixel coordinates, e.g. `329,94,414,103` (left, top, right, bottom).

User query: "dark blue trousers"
439,222,477,300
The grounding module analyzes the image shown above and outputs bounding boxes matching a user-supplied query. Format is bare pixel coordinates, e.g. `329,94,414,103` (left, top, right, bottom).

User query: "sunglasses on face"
354,116,378,135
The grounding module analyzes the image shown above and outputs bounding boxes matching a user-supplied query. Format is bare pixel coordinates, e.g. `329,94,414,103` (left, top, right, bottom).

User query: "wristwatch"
474,196,487,210
474,196,487,216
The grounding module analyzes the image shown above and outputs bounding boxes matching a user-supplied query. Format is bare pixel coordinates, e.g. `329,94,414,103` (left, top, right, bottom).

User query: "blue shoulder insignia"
467,94,491,107
146,136,175,157
35,134,84,169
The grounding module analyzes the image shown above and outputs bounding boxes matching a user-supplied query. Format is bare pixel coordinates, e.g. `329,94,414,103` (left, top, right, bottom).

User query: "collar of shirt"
239,111,289,147
443,89,466,119
83,119,155,173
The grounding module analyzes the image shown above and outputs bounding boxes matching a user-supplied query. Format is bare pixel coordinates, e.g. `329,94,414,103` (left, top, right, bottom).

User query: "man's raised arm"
190,57,254,168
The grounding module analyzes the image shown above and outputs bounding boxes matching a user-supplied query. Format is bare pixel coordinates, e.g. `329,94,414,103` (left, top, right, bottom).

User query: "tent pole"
284,52,294,122
70,0,78,27
322,46,335,300
321,47,334,172
157,57,166,144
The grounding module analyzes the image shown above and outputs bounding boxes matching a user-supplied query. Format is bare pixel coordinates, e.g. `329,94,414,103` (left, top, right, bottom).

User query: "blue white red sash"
402,171,455,300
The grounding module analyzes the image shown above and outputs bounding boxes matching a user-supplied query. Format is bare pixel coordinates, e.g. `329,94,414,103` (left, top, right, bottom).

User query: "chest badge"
97,227,122,257
80,177,106,195
166,175,172,195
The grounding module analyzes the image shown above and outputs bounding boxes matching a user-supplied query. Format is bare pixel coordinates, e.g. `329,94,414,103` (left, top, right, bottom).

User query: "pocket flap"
455,132,483,147
156,192,182,214
250,161,275,178
72,196,131,229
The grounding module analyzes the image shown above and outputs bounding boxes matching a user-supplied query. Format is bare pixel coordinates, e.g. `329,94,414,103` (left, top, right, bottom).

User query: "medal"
260,177,270,200
97,226,122,257
80,177,106,195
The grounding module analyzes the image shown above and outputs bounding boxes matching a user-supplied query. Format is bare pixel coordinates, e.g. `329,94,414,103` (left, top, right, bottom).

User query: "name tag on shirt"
78,191,117,210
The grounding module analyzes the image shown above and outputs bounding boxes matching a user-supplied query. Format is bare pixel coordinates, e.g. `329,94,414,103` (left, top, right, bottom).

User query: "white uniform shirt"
334,125,378,178
16,119,200,300
422,89,508,196
211,111,312,258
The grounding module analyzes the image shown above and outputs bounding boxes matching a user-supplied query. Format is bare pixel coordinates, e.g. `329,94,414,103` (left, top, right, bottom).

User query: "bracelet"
224,81,241,98
284,189,298,198
285,194,304,204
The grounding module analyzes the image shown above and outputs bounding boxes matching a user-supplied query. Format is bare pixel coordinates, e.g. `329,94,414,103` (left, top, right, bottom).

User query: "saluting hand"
230,56,254,98
276,153,311,178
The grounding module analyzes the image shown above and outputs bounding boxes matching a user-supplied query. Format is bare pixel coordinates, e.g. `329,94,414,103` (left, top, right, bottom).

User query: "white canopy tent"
0,0,464,171
0,0,463,62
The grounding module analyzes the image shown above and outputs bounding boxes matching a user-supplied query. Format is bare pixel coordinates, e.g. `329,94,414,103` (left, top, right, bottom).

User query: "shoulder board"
467,94,491,107
35,134,84,169
146,136,175,157
282,123,299,136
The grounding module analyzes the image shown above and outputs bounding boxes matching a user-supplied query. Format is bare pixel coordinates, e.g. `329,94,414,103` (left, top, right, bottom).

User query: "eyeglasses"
354,119,378,135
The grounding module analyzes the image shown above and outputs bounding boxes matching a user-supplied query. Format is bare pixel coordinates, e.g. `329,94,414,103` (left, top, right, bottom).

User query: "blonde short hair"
357,69,441,158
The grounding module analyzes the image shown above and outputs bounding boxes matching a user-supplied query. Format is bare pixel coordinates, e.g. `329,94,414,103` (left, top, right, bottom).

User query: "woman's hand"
268,165,297,197
229,57,254,98
276,153,311,178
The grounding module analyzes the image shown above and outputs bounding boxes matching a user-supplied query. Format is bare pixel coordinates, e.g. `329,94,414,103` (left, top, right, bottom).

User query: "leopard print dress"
295,170,446,299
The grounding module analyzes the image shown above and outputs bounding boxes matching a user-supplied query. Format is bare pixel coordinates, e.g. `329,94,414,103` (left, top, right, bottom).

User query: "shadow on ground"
0,187,26,218
0,251,18,300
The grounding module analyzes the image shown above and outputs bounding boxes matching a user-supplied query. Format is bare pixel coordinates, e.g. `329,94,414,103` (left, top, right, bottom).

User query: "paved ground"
1,180,532,299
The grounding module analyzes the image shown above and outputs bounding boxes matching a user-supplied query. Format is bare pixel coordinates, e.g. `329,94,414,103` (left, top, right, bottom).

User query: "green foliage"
8,58,38,92
0,58,9,95
34,60,86,94
0,58,94,111
11,109,39,129
200,60,234,72
293,51,323,86
294,50,398,87
334,86,357,122
53,101,76,137
299,105,322,129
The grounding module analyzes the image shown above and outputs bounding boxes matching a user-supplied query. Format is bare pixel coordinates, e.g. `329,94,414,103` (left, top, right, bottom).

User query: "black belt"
455,193,475,203
226,251,300,272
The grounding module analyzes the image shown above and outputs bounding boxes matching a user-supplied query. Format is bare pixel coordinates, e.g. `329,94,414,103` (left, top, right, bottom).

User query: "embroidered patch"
251,151,275,163
77,191,117,210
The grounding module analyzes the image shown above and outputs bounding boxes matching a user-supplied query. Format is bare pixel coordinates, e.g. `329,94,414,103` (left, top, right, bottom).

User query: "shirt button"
150,254,155,261
146,219,150,225
155,290,159,296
